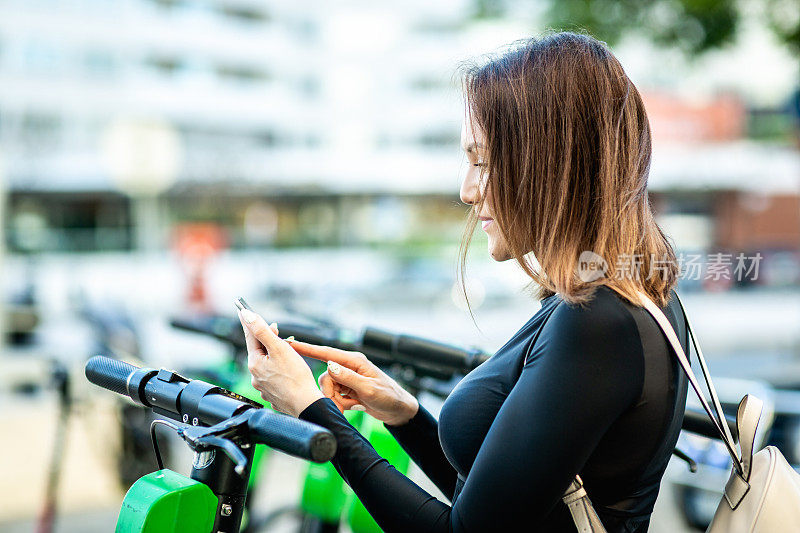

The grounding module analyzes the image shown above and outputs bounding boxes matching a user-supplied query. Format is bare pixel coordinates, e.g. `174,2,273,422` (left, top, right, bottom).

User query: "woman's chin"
488,244,513,262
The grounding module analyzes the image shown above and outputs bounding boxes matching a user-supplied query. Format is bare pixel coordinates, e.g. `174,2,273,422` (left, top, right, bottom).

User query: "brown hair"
458,31,678,309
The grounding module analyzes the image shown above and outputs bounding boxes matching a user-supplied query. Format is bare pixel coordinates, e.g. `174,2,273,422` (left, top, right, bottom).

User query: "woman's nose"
460,174,478,206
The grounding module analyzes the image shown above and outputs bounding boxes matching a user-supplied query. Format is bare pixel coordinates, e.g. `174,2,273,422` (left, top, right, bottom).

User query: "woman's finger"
318,371,336,398
325,361,370,391
239,311,267,356
290,340,368,368
319,376,349,414
240,309,284,356
319,372,354,400
238,311,279,355
329,396,349,414
319,372,360,411
331,394,360,412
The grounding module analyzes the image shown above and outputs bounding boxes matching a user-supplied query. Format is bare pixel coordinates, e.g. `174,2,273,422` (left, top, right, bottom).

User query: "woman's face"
460,119,513,262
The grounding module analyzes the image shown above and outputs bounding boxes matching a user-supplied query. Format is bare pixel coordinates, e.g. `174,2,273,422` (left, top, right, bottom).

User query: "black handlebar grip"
169,317,205,334
85,355,138,397
247,409,336,463
395,335,472,371
682,408,739,443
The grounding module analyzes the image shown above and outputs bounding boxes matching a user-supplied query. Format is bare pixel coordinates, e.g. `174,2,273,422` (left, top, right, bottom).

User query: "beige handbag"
563,289,800,532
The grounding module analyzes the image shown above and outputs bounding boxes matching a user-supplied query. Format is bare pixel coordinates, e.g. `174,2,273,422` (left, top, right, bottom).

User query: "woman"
239,32,690,532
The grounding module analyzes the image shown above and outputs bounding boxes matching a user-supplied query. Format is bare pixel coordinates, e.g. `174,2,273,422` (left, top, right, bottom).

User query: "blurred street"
0,254,798,531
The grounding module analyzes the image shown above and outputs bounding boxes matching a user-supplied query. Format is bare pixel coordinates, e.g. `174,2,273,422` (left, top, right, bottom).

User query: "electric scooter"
84,355,336,533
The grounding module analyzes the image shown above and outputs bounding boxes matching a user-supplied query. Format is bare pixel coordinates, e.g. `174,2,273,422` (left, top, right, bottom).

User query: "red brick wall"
642,92,746,143
714,191,800,250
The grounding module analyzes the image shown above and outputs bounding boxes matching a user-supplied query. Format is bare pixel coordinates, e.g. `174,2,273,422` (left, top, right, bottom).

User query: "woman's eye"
473,161,486,167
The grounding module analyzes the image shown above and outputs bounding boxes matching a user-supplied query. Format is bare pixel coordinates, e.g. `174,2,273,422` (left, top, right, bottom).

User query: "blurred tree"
474,0,799,59
545,0,739,56
474,0,508,19
763,0,800,58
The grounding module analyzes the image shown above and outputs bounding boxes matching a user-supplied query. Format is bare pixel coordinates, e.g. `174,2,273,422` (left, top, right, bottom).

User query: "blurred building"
0,0,473,252
644,91,800,287
0,0,797,291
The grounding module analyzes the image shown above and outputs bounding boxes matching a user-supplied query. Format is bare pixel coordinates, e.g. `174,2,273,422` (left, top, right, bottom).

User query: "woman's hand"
288,340,419,426
238,309,323,417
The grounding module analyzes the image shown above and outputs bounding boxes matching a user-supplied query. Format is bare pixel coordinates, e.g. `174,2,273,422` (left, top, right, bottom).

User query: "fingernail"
241,309,258,324
352,404,366,411
285,335,295,342
270,322,278,333
328,361,342,375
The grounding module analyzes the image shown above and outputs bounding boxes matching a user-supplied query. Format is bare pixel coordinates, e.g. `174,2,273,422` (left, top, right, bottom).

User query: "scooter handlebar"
361,327,489,375
85,355,136,397
85,355,335,462
682,407,739,443
247,409,336,463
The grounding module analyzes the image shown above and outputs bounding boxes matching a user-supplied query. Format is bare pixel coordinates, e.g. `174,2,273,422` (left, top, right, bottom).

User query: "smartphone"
234,296,255,314
235,296,269,350
235,297,292,344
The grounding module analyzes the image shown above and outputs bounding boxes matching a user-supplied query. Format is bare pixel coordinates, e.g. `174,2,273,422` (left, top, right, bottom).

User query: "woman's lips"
481,219,493,230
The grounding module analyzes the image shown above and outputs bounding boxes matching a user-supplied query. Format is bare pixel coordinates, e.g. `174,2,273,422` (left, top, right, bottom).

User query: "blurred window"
299,75,320,97
145,56,183,76
255,130,276,147
7,193,132,253
150,0,183,8
84,50,117,78
410,76,445,92
747,106,795,142
20,113,62,150
216,64,270,84
291,17,318,40
23,39,60,74
218,5,269,25
304,134,321,148
653,192,714,216
419,130,459,147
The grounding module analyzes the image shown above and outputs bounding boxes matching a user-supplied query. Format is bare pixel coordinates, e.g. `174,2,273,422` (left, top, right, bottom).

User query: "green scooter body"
116,469,217,533
299,409,365,522
299,410,412,533
346,415,411,533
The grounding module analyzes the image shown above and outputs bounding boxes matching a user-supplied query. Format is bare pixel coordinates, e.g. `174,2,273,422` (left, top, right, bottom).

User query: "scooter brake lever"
194,435,248,475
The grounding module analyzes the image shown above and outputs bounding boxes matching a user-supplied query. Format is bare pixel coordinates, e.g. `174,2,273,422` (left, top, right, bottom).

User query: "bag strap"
634,289,743,474
670,291,738,450
562,287,746,532
563,476,607,532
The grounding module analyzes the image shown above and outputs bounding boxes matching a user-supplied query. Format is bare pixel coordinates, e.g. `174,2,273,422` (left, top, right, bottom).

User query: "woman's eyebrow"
464,142,485,153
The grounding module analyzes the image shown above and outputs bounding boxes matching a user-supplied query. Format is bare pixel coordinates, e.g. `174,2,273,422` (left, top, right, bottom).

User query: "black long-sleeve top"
299,285,690,532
